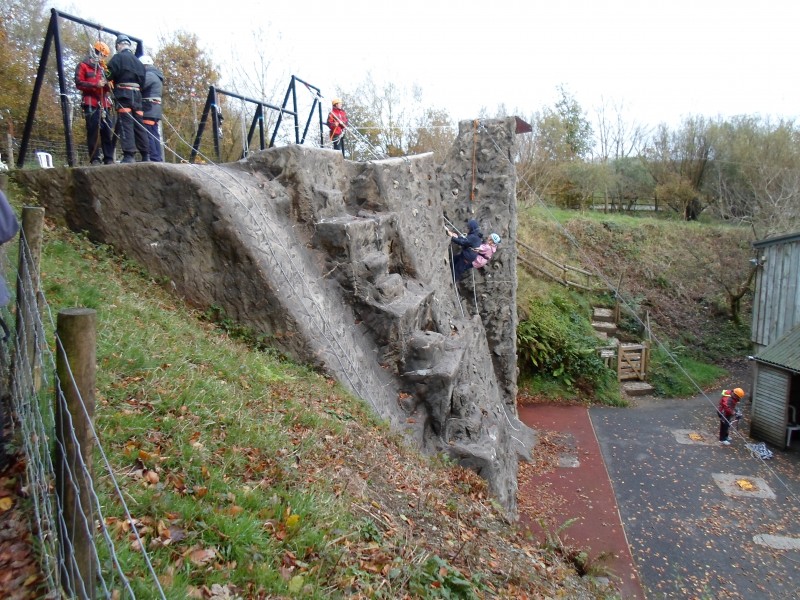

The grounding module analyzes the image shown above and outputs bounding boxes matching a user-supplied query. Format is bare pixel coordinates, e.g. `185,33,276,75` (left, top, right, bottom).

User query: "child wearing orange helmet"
718,387,745,445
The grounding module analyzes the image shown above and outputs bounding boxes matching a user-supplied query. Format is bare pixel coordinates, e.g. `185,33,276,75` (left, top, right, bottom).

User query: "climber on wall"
446,220,500,280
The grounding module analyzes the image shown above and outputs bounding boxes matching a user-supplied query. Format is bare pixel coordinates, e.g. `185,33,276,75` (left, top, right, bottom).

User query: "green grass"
648,344,728,397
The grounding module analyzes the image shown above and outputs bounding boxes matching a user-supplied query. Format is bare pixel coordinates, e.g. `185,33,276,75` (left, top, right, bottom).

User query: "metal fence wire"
1,207,164,599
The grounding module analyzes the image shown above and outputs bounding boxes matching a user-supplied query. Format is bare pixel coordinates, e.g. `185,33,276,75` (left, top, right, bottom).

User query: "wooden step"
592,321,617,335
592,307,616,323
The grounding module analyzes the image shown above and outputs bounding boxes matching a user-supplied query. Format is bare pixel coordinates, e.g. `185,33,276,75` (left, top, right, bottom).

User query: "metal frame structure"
16,8,143,168
190,76,325,163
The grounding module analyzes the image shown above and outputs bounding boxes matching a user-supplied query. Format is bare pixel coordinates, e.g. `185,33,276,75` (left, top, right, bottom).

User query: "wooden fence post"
55,308,97,600
13,206,45,395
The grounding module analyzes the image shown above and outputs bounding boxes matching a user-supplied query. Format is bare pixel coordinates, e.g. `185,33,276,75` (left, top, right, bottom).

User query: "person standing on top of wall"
446,219,484,280
139,55,164,162
74,41,116,165
718,387,745,445
327,98,348,156
106,35,149,163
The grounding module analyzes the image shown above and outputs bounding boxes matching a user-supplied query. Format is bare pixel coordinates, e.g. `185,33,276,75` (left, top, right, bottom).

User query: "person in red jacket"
326,98,348,156
718,387,745,444
74,41,116,164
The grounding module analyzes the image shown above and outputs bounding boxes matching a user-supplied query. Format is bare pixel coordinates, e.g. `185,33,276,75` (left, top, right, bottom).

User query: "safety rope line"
478,120,800,507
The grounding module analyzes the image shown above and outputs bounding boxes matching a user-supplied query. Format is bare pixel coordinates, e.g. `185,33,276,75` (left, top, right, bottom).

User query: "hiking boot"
90,159,101,166
121,153,136,164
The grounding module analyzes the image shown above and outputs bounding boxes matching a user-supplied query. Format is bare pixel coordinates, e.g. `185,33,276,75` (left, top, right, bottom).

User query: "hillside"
515,204,753,399
0,181,612,599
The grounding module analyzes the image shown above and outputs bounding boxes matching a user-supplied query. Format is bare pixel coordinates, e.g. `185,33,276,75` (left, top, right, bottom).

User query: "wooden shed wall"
750,365,790,448
752,238,800,350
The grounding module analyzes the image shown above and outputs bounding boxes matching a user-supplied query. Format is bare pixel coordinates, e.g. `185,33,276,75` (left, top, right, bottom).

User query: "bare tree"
708,116,800,238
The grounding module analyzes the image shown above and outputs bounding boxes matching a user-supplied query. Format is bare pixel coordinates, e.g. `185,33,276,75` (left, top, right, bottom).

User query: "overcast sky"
51,0,800,129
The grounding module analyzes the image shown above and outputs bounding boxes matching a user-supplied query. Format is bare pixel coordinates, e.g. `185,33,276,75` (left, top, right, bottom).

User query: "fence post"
13,206,45,396
55,308,97,600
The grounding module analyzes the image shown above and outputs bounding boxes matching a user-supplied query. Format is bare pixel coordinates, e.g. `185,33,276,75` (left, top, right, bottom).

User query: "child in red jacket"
718,387,745,444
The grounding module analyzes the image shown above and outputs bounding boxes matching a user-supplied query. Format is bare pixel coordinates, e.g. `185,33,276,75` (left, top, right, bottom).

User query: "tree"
407,107,456,162
516,87,594,207
643,117,713,220
0,0,81,162
594,97,650,211
155,31,220,163
707,116,800,238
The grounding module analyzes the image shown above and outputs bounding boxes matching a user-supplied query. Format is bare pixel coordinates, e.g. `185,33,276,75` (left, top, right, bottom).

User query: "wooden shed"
749,231,800,448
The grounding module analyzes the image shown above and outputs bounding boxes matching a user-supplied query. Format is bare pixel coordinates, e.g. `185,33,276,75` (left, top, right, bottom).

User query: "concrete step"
622,381,655,396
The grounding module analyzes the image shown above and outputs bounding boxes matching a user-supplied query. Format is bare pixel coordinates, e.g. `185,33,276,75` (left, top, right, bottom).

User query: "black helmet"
115,34,131,47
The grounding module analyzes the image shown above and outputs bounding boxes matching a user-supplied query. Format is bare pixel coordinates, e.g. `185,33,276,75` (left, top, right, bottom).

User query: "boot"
121,153,136,164
140,154,150,162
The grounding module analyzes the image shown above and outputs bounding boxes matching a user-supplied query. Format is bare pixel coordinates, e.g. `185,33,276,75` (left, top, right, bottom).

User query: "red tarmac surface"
517,404,646,600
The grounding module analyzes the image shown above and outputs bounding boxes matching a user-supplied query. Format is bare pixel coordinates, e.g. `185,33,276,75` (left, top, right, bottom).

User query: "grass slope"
13,187,612,598
517,204,751,400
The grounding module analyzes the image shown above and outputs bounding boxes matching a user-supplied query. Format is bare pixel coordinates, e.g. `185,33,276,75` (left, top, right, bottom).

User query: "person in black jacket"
446,219,484,280
139,55,164,162
106,35,149,163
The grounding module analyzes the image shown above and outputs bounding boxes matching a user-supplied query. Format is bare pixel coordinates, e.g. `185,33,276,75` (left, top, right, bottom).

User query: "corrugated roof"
755,325,800,373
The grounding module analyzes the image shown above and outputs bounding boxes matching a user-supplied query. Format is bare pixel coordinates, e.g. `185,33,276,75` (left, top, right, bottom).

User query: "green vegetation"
517,291,621,406
516,206,753,404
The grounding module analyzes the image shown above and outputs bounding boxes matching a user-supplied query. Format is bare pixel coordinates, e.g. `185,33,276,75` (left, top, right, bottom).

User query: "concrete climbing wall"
14,117,533,516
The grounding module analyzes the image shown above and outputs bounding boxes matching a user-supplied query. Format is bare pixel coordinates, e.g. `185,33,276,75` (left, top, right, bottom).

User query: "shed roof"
755,325,800,374
753,231,800,249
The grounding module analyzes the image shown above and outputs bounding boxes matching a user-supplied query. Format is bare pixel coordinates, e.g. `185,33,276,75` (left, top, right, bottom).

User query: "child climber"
718,387,745,445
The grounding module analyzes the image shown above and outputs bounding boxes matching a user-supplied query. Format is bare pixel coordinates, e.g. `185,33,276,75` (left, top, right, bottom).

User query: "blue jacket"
450,219,483,263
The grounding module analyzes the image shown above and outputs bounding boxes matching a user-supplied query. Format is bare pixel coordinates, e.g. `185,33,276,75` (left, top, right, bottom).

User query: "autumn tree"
155,31,220,162
406,107,456,162
0,0,87,163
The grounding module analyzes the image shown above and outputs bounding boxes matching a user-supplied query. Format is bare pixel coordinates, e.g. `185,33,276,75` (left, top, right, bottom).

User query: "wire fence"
2,206,164,599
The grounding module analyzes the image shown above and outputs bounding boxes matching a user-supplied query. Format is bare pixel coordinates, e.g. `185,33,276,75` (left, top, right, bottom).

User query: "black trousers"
114,88,149,158
84,106,116,163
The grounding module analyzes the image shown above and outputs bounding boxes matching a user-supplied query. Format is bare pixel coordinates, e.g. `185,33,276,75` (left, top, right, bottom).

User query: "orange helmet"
733,388,745,399
93,41,110,58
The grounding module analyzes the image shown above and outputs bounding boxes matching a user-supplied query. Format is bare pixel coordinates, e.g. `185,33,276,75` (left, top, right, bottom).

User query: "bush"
517,293,617,403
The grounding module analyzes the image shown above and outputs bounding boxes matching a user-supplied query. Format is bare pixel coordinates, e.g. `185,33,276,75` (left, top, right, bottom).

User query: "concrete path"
592,393,800,599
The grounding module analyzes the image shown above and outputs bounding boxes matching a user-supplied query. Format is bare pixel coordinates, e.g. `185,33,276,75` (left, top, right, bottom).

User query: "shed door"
751,366,790,448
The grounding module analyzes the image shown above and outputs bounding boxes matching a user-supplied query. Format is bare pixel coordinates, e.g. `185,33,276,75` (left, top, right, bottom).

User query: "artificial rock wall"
15,117,534,515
